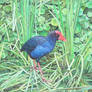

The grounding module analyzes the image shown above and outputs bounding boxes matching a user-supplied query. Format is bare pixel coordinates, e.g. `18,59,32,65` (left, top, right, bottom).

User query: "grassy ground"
0,0,92,92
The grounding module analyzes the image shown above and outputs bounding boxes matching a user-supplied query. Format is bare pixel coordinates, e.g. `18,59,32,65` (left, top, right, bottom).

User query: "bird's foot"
42,77,51,83
30,66,38,72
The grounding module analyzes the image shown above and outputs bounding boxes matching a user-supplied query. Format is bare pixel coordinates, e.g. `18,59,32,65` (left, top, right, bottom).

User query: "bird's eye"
56,34,59,39
56,33,59,37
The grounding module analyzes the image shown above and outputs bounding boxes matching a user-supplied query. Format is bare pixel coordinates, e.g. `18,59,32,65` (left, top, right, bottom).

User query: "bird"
20,30,66,82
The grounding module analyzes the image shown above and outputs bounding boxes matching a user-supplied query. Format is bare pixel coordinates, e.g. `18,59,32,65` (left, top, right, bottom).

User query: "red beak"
55,31,66,42
58,34,66,42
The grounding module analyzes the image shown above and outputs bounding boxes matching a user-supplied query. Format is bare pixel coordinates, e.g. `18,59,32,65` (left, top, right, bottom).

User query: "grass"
0,0,92,92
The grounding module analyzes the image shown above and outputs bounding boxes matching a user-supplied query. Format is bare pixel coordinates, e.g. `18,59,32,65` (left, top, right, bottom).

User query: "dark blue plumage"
20,31,59,62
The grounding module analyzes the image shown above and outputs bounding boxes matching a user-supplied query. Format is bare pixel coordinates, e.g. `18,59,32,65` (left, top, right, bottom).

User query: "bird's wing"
20,36,47,53
30,41,54,59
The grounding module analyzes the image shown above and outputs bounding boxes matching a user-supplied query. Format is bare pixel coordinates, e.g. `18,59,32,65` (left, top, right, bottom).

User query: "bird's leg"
37,62,47,82
33,59,38,71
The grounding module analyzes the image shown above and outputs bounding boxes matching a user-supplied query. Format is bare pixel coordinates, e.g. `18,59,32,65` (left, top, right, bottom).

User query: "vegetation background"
0,0,92,92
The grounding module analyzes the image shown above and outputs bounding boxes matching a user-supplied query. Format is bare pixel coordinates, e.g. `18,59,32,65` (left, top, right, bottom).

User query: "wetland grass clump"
0,0,92,91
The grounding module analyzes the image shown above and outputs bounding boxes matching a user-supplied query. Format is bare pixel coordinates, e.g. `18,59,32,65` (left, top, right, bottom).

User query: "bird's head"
55,30,66,42
48,30,66,42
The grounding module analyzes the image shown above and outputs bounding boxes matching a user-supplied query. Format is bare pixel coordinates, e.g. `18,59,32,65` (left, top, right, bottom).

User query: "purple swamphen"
20,30,66,82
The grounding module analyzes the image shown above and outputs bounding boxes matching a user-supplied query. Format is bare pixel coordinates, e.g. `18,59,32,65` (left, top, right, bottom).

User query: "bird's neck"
47,35,57,46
